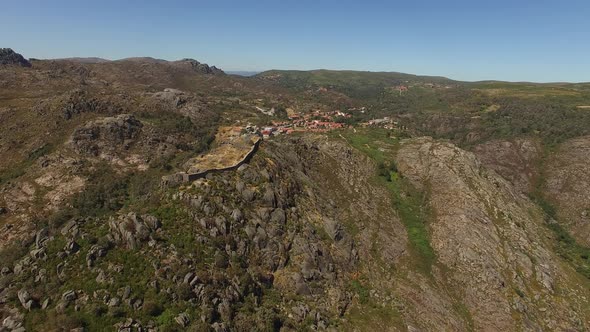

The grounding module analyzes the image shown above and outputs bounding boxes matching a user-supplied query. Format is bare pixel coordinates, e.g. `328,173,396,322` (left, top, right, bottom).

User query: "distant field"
474,87,580,98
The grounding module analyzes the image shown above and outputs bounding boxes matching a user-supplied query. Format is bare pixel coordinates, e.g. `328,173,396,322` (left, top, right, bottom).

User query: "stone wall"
162,137,261,187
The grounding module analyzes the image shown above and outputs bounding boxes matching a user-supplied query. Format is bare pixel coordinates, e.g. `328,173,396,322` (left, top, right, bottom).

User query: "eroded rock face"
61,89,123,120
472,138,542,193
174,58,224,75
70,114,142,156
108,213,160,249
396,137,590,331
152,88,187,107
545,136,590,246
0,48,31,67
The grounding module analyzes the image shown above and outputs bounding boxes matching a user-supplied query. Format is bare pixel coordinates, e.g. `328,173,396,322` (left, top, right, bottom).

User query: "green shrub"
0,243,28,269
108,307,126,318
73,168,129,217
155,308,177,327
350,280,370,304
143,300,164,316
532,189,590,279
89,303,108,317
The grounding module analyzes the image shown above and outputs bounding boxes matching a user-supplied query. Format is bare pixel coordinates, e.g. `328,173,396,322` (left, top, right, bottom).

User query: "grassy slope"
530,147,590,280
334,128,436,274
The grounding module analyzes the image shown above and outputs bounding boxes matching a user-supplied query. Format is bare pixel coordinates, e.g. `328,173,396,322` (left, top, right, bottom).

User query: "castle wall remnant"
161,137,261,187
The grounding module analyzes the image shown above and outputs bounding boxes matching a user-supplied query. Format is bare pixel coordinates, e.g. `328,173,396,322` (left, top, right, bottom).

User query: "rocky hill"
1,49,590,331
544,136,590,246
0,49,31,67
396,137,589,331
174,59,225,75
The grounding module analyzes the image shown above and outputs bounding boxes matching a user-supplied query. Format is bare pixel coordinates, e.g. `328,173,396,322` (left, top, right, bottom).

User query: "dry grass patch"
186,126,259,173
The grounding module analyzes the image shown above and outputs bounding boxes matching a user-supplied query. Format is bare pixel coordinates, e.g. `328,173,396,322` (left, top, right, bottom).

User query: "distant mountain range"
47,58,260,77
226,71,261,77
52,57,112,63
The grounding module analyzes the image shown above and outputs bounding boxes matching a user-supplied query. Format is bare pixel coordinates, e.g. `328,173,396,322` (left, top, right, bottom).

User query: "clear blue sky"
2,0,589,82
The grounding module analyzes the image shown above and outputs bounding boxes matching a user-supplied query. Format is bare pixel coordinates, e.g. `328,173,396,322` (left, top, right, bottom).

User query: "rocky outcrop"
545,135,590,246
151,88,187,107
108,213,160,249
0,48,31,67
174,58,224,75
70,114,142,156
396,137,590,331
17,289,34,310
175,313,190,327
61,89,123,120
472,137,542,193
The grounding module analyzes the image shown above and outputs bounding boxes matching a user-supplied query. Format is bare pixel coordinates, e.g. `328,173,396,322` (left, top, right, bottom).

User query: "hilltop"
52,57,112,64
0,48,31,67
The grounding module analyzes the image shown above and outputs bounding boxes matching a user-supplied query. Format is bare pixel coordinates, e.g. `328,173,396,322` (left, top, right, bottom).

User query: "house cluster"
241,107,404,139
284,110,351,133
388,82,455,94
411,82,454,89
362,117,398,130
392,85,409,94
347,106,367,113
245,109,355,139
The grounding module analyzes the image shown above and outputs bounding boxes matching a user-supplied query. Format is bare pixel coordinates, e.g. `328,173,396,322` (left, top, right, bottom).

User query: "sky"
1,0,589,82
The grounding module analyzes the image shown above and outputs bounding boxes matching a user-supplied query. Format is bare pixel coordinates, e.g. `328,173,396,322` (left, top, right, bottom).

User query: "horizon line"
24,54,590,85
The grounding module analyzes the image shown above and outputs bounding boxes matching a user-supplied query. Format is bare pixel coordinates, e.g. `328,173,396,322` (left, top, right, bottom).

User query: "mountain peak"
175,58,224,75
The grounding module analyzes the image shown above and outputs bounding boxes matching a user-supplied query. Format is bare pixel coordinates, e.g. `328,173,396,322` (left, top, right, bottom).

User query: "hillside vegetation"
1,50,590,331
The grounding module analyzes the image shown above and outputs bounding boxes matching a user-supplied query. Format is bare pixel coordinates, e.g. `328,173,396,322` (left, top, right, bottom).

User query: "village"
245,107,399,139
237,80,454,139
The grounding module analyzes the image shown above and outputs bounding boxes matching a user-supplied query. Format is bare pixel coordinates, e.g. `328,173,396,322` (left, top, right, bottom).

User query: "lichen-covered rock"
87,244,108,267
34,227,49,249
152,88,186,107
175,312,190,327
2,312,24,330
108,213,159,249
323,218,343,242
262,186,277,207
230,208,243,222
270,208,286,224
62,290,77,304
70,114,142,156
17,289,33,310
